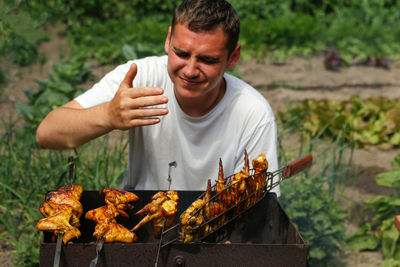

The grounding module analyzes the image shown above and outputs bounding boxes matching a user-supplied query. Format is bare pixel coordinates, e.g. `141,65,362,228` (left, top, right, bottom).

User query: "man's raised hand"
106,63,169,130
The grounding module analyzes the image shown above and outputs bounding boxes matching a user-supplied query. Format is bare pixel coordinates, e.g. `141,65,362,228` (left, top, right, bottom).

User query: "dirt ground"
1,26,399,266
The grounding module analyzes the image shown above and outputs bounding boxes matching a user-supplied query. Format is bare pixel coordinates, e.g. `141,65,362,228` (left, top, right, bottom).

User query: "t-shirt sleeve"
75,56,168,108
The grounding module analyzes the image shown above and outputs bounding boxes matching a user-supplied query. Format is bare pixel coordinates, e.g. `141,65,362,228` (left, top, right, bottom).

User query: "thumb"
121,63,137,88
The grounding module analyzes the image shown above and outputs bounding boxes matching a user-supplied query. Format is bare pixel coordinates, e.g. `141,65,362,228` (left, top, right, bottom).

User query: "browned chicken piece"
99,188,139,212
216,159,235,209
252,153,269,199
202,180,224,235
135,192,168,216
36,185,83,244
225,151,250,210
45,186,83,219
58,184,83,201
132,191,179,238
180,198,205,226
36,204,81,244
85,204,119,224
39,202,80,228
202,179,223,219
86,189,139,243
61,226,82,244
216,159,226,195
180,194,206,243
100,221,138,243
229,151,250,195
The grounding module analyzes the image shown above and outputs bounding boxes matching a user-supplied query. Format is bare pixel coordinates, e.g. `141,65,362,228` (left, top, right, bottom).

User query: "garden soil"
1,25,400,266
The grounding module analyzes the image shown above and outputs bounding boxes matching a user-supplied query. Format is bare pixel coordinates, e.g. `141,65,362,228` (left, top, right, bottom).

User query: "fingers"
121,63,137,88
125,107,168,119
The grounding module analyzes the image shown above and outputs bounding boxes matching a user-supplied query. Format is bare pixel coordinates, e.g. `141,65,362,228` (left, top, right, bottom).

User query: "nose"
183,58,200,80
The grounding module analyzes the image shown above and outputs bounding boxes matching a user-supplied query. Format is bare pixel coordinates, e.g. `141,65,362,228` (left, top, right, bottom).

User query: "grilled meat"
132,190,179,238
36,185,83,244
97,221,138,243
99,188,139,216
252,153,268,199
180,152,270,243
86,188,139,243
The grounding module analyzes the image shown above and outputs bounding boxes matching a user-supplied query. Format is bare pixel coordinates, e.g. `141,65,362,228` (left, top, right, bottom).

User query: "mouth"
179,77,202,87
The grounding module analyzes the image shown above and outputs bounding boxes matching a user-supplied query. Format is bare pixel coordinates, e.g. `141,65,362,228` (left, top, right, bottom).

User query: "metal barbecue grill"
40,155,312,267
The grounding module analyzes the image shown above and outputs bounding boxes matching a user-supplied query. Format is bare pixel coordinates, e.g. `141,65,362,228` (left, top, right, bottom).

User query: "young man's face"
164,23,240,102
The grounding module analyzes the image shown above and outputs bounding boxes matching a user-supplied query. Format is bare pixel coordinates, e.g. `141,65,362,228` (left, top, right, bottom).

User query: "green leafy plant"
0,1,48,66
278,119,352,266
15,60,93,129
280,174,346,266
346,169,400,266
279,96,400,149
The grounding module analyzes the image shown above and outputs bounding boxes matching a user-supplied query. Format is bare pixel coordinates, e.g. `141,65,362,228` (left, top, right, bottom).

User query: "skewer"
167,161,177,190
154,222,165,267
89,238,104,267
68,156,74,186
154,161,178,265
53,157,75,267
53,234,63,267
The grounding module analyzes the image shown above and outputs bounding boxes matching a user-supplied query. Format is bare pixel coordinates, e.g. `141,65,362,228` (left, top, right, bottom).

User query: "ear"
164,26,172,54
227,44,241,70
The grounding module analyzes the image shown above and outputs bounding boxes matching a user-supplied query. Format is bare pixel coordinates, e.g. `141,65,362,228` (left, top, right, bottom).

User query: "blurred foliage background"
1,0,400,266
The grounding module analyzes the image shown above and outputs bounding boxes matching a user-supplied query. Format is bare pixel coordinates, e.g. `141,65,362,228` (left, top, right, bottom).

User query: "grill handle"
395,215,400,232
282,154,313,179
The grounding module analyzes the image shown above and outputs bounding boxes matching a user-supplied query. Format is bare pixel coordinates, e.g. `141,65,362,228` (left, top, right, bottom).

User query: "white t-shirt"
75,55,280,195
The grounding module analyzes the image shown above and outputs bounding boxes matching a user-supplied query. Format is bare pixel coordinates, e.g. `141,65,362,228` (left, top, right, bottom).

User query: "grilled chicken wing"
99,188,139,213
36,185,83,244
98,221,138,243
86,188,139,243
252,153,268,199
132,190,179,238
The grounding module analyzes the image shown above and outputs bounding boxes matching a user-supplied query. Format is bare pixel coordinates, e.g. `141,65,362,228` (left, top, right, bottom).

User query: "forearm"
36,102,113,150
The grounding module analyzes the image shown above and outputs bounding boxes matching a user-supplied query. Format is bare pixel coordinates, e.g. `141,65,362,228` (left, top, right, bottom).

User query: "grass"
0,122,128,266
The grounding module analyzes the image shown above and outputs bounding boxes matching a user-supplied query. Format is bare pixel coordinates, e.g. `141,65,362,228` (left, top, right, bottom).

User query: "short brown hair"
171,0,240,56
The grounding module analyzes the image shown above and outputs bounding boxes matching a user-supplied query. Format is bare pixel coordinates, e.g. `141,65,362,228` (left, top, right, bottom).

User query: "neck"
176,79,226,117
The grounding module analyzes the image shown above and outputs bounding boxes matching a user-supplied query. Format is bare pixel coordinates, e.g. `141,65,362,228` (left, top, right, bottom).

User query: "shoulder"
224,74,275,122
108,55,168,80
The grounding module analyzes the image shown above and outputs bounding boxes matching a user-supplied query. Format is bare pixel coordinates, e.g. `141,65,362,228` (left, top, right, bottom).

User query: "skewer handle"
282,154,313,179
395,215,400,232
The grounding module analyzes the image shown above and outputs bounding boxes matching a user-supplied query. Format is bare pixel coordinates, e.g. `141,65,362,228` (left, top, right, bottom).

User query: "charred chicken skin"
252,153,268,199
132,190,179,238
36,185,83,244
180,152,270,243
85,188,139,243
99,188,139,218
203,179,223,235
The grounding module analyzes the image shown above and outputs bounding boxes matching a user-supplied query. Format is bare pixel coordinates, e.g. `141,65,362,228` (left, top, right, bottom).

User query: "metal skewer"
53,234,63,267
89,238,105,267
68,156,74,186
53,157,75,267
154,161,177,266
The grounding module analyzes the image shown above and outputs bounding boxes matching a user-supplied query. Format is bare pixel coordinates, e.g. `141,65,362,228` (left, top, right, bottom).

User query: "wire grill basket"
161,153,313,247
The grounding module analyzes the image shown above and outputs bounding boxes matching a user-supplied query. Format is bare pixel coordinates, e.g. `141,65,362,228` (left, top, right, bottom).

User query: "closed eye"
173,48,189,58
198,56,219,64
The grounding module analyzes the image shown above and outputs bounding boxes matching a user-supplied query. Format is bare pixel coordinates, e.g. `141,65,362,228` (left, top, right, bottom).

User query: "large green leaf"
376,171,400,190
382,225,400,259
346,233,380,251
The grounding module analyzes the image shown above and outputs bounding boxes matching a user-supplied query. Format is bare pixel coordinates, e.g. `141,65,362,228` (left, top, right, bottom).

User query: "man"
36,0,279,195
